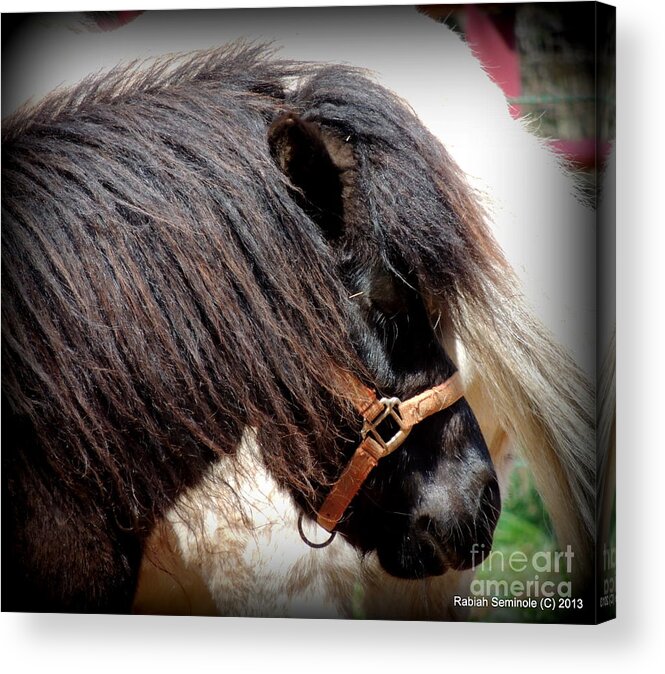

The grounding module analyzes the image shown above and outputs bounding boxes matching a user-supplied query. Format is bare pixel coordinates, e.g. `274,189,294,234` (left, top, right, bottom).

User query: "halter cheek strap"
314,372,465,533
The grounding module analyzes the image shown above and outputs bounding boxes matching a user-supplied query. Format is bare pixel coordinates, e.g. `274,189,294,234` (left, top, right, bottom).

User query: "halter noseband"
298,372,464,548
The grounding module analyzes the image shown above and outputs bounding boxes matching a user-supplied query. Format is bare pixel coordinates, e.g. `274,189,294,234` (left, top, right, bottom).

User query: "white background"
1,0,662,672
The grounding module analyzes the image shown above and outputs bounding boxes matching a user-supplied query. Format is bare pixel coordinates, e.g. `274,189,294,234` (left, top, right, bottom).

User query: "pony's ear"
268,113,349,240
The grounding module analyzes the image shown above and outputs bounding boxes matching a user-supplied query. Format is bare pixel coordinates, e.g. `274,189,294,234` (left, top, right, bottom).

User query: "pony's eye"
371,295,404,318
369,271,408,317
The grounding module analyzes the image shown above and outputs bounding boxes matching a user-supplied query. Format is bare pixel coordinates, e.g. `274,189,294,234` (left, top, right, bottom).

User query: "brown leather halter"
298,371,465,548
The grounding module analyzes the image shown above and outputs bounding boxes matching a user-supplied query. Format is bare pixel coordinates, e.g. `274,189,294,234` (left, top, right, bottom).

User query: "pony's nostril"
412,515,441,554
415,514,435,536
409,478,501,573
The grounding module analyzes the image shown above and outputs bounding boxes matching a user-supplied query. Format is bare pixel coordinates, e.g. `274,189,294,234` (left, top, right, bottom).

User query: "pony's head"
2,48,506,607
267,99,500,578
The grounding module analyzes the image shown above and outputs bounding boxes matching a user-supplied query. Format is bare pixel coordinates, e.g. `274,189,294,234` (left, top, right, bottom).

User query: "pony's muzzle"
416,477,501,572
413,475,501,571
377,469,501,579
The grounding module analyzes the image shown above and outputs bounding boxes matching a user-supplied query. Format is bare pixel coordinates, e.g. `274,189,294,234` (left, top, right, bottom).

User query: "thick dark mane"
3,46,360,524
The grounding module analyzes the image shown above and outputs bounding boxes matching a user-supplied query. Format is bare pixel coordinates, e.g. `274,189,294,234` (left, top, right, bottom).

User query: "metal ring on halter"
297,513,337,548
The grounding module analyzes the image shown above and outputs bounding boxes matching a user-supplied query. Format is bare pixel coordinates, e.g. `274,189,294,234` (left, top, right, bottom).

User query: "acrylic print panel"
1,3,615,622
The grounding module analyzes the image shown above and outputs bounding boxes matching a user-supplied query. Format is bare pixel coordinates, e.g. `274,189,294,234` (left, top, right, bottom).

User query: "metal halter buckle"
361,396,412,458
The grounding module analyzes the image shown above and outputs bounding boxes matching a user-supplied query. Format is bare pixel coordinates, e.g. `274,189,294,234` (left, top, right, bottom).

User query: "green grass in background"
471,462,568,623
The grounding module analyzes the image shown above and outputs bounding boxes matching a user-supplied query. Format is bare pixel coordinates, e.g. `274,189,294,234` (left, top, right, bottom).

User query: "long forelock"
285,64,502,311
